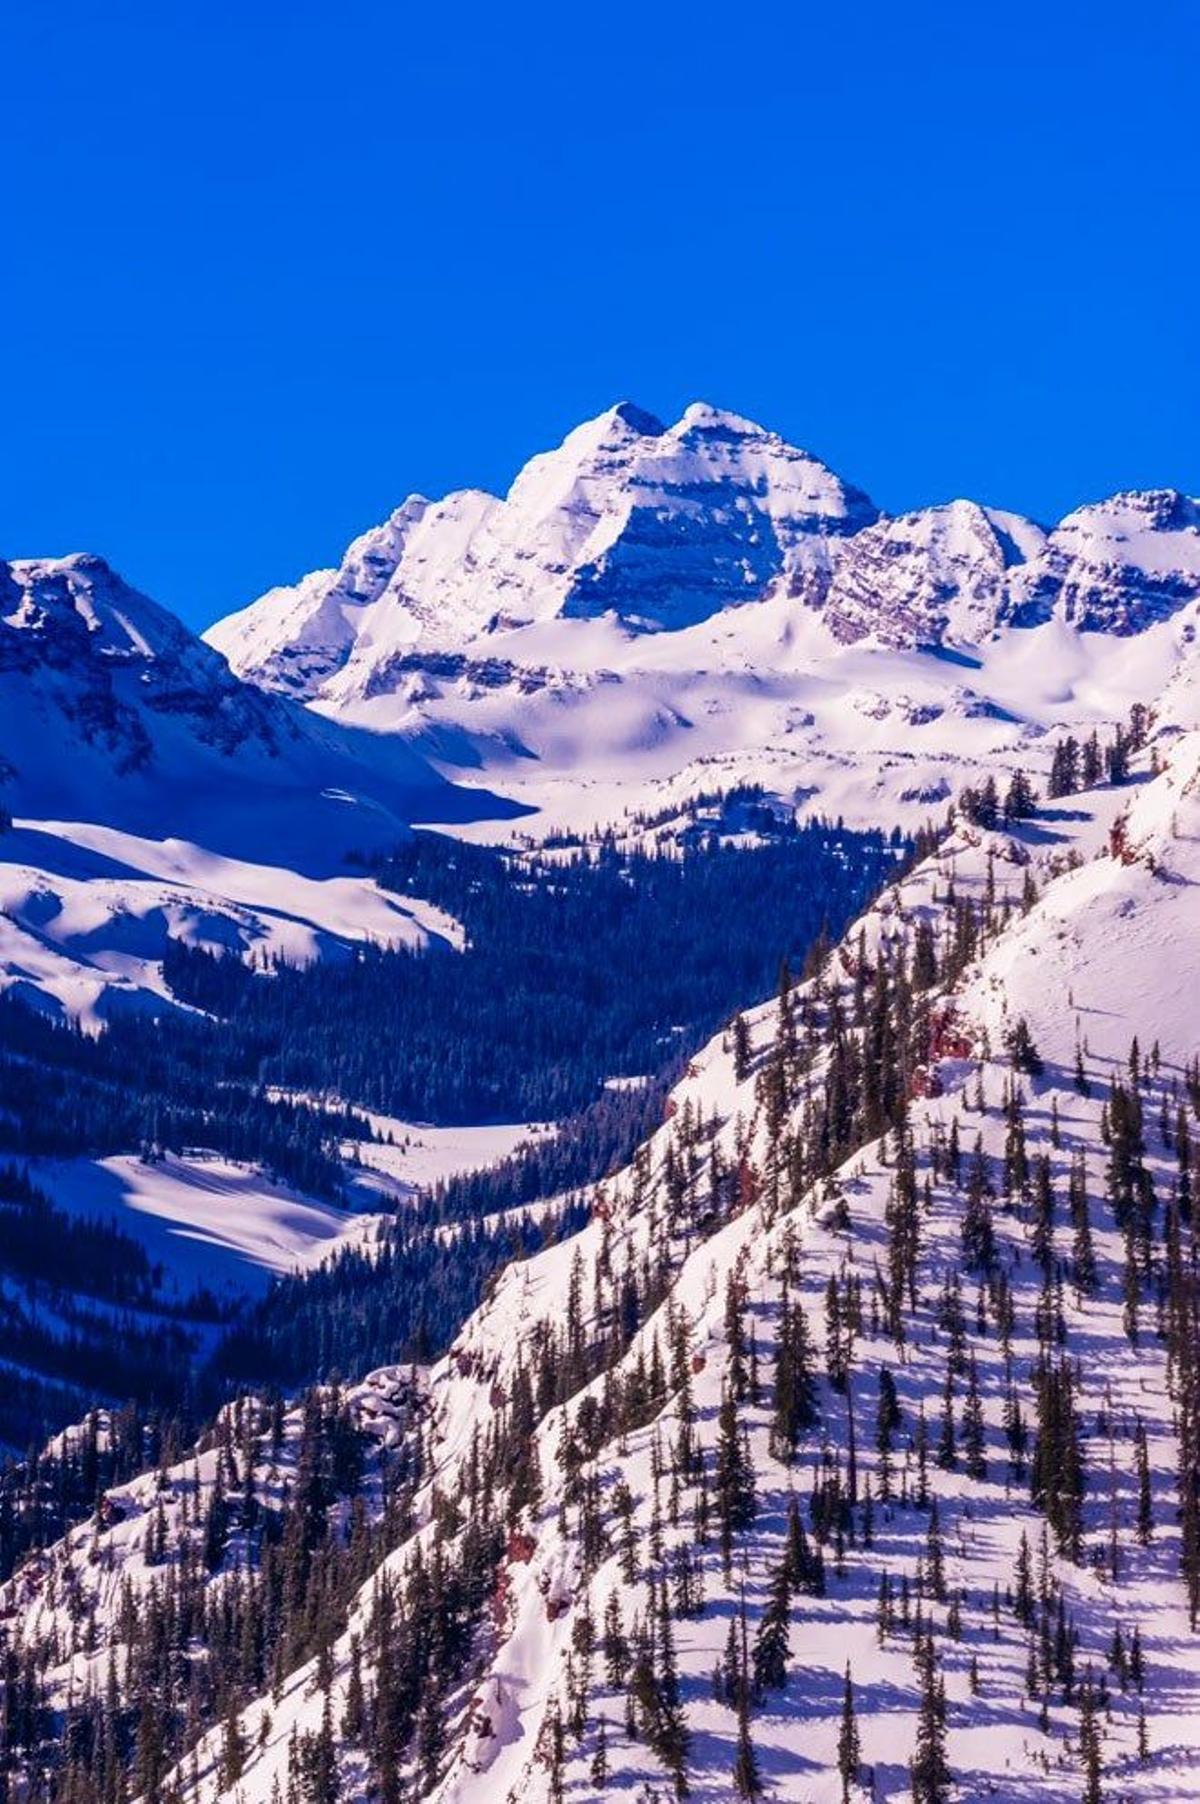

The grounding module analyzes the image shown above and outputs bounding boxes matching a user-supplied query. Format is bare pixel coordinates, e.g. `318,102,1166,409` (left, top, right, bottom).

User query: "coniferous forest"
0,820,897,1456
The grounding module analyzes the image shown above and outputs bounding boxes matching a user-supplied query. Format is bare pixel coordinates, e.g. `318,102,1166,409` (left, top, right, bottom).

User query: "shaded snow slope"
317,594,1200,845
0,551,518,863
0,818,460,1024
34,1151,377,1299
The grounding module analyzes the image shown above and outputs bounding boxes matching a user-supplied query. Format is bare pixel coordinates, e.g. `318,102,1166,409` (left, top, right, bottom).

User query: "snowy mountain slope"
315,592,1200,847
203,405,1200,845
33,1151,380,1299
1004,489,1200,634
0,551,515,861
1,1363,427,1650
12,720,1200,1803
0,817,460,1024
0,552,519,1017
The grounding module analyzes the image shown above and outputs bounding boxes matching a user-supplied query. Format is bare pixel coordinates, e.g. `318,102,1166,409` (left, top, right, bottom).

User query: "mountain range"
201,402,1200,837
5,398,1200,1020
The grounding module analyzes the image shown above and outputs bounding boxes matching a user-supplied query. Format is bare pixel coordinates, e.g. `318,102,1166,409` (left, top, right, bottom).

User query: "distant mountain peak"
207,402,877,692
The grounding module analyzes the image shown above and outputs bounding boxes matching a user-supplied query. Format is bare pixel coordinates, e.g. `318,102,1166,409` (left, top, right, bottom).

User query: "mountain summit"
205,403,879,696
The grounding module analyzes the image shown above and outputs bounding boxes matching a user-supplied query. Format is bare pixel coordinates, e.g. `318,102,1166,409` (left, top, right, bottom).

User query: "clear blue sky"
3,0,1197,630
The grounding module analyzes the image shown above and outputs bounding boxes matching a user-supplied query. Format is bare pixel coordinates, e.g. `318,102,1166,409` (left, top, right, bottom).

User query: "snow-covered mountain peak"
0,541,514,879
194,406,1200,844
589,397,667,439
2,551,193,663
1005,485,1200,633
821,498,1047,649
207,401,879,695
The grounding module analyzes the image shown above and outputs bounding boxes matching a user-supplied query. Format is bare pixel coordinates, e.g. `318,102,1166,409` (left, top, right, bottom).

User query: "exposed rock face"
1003,489,1200,633
820,499,1046,648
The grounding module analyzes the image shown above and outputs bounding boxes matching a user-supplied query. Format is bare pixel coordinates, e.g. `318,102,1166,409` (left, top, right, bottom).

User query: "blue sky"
3,0,1197,630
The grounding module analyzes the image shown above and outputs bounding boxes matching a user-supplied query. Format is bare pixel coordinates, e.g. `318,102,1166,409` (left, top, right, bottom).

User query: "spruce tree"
837,1662,861,1803
909,1635,951,1804
751,1555,792,1695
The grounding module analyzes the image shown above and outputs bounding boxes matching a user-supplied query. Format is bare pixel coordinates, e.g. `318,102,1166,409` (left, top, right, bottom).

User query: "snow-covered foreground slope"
11,718,1200,1803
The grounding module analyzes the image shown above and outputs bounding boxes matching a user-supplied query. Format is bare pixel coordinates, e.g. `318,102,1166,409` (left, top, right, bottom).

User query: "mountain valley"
1,404,1199,1803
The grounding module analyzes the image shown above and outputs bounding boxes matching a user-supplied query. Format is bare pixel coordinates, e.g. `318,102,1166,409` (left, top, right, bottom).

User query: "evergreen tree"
752,1555,792,1695
716,1384,757,1571
732,1690,763,1800
1078,1668,1103,1804
837,1662,862,1803
909,1636,951,1804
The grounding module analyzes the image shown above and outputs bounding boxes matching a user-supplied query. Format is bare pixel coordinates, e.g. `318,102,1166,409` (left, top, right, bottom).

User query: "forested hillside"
0,818,892,1455
4,712,1200,1802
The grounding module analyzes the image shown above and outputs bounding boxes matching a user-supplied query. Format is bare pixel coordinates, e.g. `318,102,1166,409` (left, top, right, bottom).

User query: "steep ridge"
1004,490,1200,633
8,712,1200,1802
0,552,512,856
820,501,1047,649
